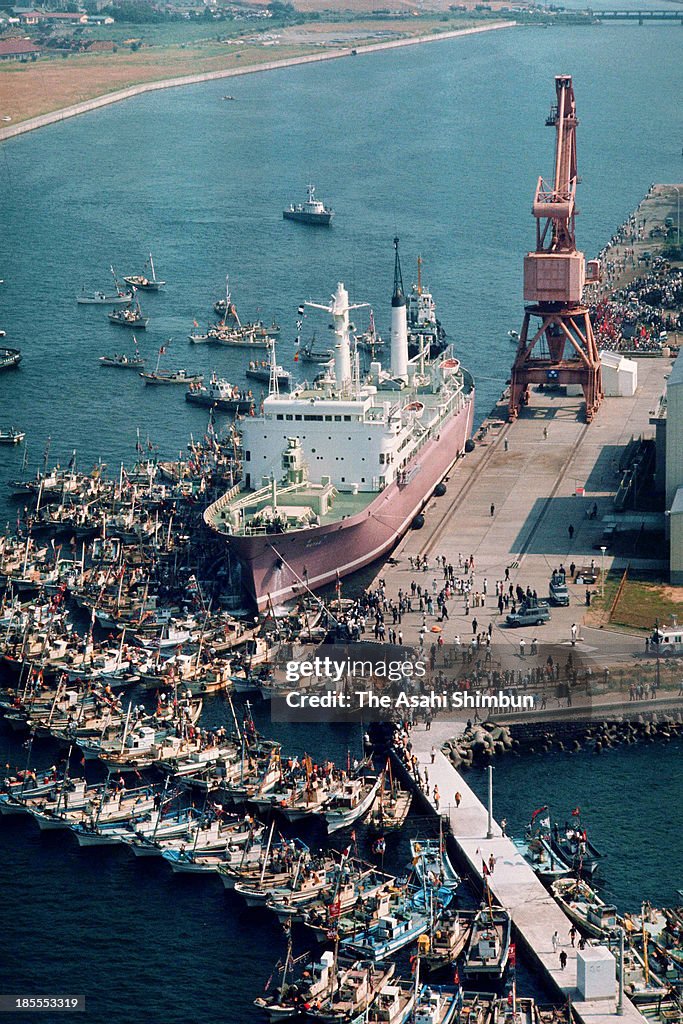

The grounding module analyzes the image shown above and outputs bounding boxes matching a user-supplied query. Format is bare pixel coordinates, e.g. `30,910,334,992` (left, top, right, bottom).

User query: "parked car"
506,601,550,627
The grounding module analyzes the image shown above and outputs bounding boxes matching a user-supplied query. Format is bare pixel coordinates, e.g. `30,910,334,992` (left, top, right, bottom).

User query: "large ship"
203,240,475,610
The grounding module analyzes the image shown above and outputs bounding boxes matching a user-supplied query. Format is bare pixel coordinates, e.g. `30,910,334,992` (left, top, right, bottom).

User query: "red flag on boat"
530,805,548,822
482,859,490,877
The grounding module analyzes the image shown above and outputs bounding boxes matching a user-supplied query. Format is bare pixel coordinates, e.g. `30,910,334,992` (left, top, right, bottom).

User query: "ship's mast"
268,340,280,397
306,284,368,394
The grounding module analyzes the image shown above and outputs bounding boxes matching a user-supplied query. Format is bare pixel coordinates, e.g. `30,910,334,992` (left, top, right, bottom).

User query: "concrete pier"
373,356,673,659
396,722,647,1024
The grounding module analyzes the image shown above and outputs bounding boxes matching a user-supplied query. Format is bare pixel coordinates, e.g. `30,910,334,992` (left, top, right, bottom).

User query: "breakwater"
440,709,683,767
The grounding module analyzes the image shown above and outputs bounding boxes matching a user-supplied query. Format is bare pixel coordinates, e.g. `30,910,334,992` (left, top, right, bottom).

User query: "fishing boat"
108,296,148,329
340,898,434,960
366,979,415,1024
298,333,333,364
550,878,617,938
406,257,448,360
324,775,381,834
188,328,210,344
99,337,146,370
550,819,603,877
209,324,274,349
283,185,334,226
246,360,292,389
0,347,22,371
307,960,396,1024
77,267,133,304
463,904,511,980
410,838,460,891
413,984,463,1024
513,834,573,882
366,761,411,833
124,253,165,291
185,377,254,413
417,911,474,976
100,353,146,369
0,428,25,445
355,311,385,354
254,948,336,1023
140,345,202,386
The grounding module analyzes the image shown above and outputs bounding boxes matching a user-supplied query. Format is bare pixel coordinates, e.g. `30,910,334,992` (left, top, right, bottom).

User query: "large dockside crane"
509,75,603,423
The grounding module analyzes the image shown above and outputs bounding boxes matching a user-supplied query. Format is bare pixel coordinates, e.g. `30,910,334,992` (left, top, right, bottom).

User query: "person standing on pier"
559,950,568,970
552,930,559,952
569,925,577,947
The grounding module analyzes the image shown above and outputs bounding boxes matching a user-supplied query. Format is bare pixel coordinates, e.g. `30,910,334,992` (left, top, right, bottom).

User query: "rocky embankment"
442,713,683,765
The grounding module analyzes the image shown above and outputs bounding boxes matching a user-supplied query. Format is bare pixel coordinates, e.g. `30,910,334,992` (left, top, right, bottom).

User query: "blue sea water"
0,22,682,1022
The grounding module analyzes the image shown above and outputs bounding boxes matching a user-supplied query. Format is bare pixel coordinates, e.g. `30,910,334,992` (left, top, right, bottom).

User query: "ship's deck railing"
203,483,242,525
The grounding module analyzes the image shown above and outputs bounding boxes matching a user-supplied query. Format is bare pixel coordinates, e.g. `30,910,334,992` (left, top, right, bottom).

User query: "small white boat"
124,253,165,291
0,428,25,444
508,329,520,341
78,267,132,305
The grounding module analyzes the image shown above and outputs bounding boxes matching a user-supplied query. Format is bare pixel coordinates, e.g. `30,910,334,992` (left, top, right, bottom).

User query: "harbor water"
0,21,682,1022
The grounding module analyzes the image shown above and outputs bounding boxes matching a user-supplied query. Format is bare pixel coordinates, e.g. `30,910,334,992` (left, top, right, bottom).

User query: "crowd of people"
591,259,683,354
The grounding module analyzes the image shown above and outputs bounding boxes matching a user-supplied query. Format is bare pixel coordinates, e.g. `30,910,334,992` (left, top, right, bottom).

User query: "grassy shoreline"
0,20,514,136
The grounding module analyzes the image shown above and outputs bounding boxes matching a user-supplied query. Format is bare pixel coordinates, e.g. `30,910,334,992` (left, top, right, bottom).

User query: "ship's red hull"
224,391,475,610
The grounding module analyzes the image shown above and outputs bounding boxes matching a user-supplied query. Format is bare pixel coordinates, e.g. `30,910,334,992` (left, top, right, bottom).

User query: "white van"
651,626,683,655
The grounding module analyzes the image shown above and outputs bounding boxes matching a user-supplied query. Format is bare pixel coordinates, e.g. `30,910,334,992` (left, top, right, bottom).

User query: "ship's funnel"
390,237,408,380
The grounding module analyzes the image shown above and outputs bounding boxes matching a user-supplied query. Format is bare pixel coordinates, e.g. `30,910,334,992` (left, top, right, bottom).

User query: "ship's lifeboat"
405,401,425,419
439,357,460,378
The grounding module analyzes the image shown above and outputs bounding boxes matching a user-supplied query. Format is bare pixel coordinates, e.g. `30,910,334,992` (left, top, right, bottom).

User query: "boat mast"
148,253,156,284
259,820,276,887
268,340,279,398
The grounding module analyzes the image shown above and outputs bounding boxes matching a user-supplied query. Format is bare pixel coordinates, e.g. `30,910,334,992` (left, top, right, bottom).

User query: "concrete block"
577,946,616,1000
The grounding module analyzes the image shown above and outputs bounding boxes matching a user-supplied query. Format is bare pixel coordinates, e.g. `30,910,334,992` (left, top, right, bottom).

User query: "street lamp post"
600,545,607,599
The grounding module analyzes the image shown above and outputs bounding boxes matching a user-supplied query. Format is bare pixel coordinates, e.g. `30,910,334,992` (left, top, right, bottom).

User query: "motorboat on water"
463,904,512,979
0,347,22,371
297,333,333,364
99,337,146,369
409,838,460,891
283,185,334,226
246,359,292,389
124,253,165,291
79,289,133,305
108,295,148,329
185,376,254,412
0,428,25,445
77,267,133,305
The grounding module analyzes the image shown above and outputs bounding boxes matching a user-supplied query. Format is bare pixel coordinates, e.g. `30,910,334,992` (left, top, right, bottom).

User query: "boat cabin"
474,929,500,963
124,726,157,751
368,984,403,1022
586,904,618,931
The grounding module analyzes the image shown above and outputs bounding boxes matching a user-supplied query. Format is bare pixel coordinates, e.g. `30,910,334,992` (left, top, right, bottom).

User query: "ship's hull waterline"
221,383,474,610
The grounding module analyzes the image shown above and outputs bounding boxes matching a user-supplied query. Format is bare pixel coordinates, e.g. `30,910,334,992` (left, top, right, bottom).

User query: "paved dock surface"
373,356,673,660
399,721,647,1024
